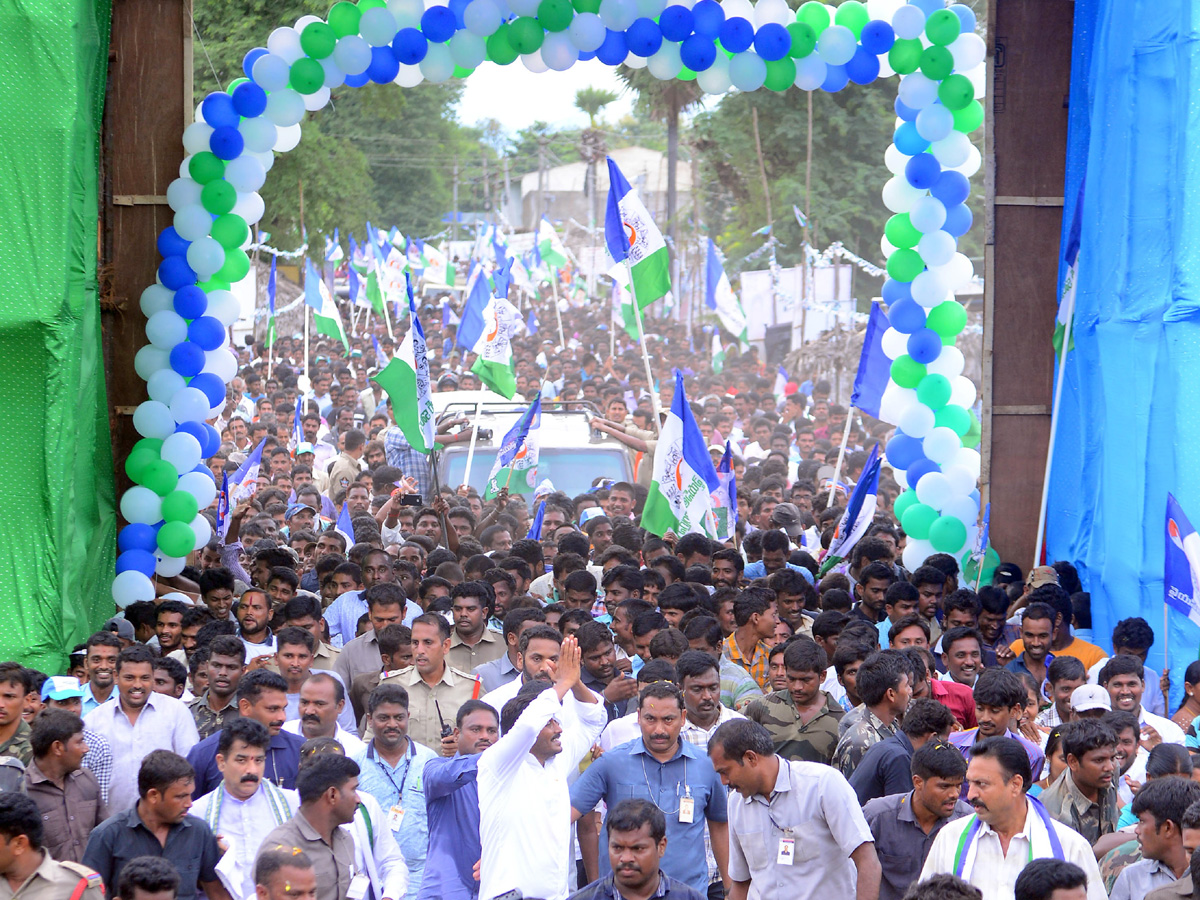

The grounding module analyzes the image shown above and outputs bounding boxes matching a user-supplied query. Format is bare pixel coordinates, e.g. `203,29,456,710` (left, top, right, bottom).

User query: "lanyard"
639,748,687,815
368,740,414,800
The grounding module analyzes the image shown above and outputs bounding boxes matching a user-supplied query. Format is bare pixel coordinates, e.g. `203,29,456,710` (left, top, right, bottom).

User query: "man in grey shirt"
1110,776,1200,900
863,741,974,900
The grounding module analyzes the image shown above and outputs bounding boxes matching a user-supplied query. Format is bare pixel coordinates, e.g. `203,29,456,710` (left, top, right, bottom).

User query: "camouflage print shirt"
832,708,896,779
743,690,844,765
188,691,241,741
0,720,32,765
1098,838,1142,896
1038,767,1120,845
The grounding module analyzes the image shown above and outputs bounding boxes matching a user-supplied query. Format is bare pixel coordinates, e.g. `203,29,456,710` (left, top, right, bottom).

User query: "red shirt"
932,678,977,729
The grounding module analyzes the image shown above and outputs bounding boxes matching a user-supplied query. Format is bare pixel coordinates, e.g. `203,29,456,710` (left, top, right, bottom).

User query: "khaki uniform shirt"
326,452,364,500
376,665,482,750
188,691,241,741
258,811,356,900
24,761,107,863
744,690,844,765
312,641,340,672
0,853,104,900
446,629,505,673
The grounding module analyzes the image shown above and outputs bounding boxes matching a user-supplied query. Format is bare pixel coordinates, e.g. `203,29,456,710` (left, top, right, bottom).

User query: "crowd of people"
11,298,1191,900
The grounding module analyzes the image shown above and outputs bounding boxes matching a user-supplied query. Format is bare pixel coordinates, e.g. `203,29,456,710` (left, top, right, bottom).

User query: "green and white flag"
605,157,671,310
470,295,522,398
305,258,349,351
711,331,725,374
372,275,434,453
484,396,541,499
705,238,749,347
607,262,640,340
537,217,569,269
422,242,454,287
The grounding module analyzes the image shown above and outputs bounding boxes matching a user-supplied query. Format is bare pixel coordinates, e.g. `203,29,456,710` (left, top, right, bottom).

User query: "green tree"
574,86,619,127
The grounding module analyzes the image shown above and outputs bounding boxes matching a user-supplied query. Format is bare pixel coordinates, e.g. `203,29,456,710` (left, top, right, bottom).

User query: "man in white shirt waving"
477,635,607,900
919,736,1107,900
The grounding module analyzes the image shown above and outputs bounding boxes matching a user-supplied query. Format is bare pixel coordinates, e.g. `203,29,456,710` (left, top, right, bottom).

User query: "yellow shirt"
1008,635,1107,670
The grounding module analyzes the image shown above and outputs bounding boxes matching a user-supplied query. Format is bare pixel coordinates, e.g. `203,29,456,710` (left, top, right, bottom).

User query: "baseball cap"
286,502,318,520
1027,566,1060,589
992,562,1024,585
103,617,135,641
771,502,806,539
295,442,315,456
1070,684,1111,713
41,676,84,702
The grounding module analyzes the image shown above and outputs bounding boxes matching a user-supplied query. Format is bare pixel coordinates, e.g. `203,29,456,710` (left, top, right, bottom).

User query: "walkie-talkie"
435,699,453,739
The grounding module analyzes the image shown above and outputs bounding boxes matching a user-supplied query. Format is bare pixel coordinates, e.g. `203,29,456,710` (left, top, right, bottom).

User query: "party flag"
537,217,569,270
526,307,539,335
457,263,490,351
819,444,882,576
335,499,356,548
641,371,721,539
526,501,546,541
608,263,640,340
1166,494,1200,627
373,275,435,454
850,302,892,420
216,471,231,538
711,331,725,375
705,238,748,346
229,437,268,505
371,334,388,367
265,255,278,348
442,298,461,328
305,258,349,350
1054,178,1084,355
485,396,541,498
324,228,344,265
773,366,788,399
470,296,522,398
711,441,737,541
605,157,670,310
290,396,303,450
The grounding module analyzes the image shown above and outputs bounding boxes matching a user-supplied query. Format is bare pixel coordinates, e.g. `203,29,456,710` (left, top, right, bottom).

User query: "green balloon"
227,78,249,91
884,213,921,249
919,45,953,80
833,0,868,38
962,410,981,449
935,404,971,436
197,278,231,292
508,16,544,53
678,66,696,80
201,180,237,216
796,0,829,35
125,447,159,483
301,22,337,58
357,0,386,10
764,57,796,91
216,248,250,282
953,100,984,134
537,0,573,32
926,300,967,339
162,490,200,523
786,22,816,57
929,515,968,553
916,373,952,409
891,355,926,389
938,73,974,110
290,57,326,93
886,247,924,282
572,0,600,11
892,489,917,521
901,502,938,541
486,25,519,64
328,1,362,37
188,152,225,185
211,213,249,250
453,65,475,78
133,437,164,455
888,38,922,75
924,8,961,46
157,521,197,558
142,459,179,497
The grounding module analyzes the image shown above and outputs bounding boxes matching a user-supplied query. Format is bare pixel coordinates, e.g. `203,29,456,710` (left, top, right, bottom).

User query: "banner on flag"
605,157,671,310
373,275,435,454
485,397,541,498
1166,493,1200,627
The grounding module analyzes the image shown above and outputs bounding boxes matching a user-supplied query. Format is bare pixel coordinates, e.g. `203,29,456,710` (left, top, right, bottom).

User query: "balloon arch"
111,0,990,605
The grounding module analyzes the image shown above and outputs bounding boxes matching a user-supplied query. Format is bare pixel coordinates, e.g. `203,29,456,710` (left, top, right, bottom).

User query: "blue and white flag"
1166,493,1200,627
711,441,737,541
290,397,303,450
1054,178,1084,354
705,238,748,345
229,437,268,505
372,334,388,366
216,471,231,539
526,501,546,541
325,228,344,264
265,255,278,348
335,499,356,548
850,302,892,420
526,307,539,335
456,263,490,350
819,443,882,575
773,366,788,400
485,396,541,499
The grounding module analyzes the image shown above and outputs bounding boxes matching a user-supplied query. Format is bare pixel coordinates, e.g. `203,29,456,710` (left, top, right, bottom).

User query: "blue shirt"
324,591,368,648
742,560,814,584
569,738,727,894
419,754,483,900
186,729,305,798
356,738,437,899
567,872,705,900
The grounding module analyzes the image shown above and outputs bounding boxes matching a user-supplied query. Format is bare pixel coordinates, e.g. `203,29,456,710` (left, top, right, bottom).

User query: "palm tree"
574,88,620,285
574,87,619,127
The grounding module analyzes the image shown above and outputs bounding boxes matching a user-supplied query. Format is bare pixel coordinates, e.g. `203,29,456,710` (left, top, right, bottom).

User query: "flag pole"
1032,265,1078,571
462,396,485,490
549,273,567,350
826,408,855,508
381,291,395,341
625,262,662,437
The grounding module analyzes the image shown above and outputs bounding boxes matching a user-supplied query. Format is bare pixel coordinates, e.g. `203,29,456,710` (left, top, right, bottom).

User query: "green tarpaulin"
0,0,115,670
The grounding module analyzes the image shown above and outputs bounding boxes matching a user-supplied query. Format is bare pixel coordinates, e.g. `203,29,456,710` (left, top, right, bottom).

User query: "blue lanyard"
368,740,414,800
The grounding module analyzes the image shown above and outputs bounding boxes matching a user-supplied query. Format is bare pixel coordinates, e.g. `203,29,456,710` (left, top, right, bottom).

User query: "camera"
476,427,493,441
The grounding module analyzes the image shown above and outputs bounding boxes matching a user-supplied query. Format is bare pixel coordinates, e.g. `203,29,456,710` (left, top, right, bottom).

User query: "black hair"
1132,776,1200,833
1061,720,1118,762
501,606,546,640
575,620,615,655
237,668,289,704
1013,860,1087,900
519,624,564,655
1146,743,1194,779
155,600,189,621
455,698,498,729
940,626,983,656
903,874,983,900
884,580,919,609
648,629,689,660
811,610,850,640
0,794,42,850
709,719,775,761
1046,656,1087,686
85,630,123,653
632,611,668,638
602,565,644,595
657,583,700,614
782,639,827,675
295,754,360,804
276,625,317,654
972,667,1027,710
367,683,409,715
675,649,720,683
137,750,195,799
942,589,981,618
888,614,931,644
856,650,910,707
637,659,678,685
970,736,1033,792
637,680,684,710
1111,616,1155,652
1098,654,1144,686
732,592,771,628
1101,709,1140,738
909,565,947,589
218,717,271,756
832,642,873,677
116,644,157,672
1021,601,1057,626
412,612,452,641
901,698,957,739
118,857,182,900
605,798,666,843
651,555,687,583
911,739,968,782
675,533,713,560
365,582,407,610
30,709,83,758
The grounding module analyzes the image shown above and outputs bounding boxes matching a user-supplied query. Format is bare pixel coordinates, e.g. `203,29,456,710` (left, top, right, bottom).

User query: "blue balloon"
886,432,923,470
119,523,159,553
691,0,724,36
201,93,239,130
949,3,976,33
596,29,628,65
175,420,209,451
753,23,790,61
680,33,717,70
893,121,929,156
931,170,970,207
421,6,457,42
159,256,196,291
905,152,941,189
859,19,894,54
209,126,244,161
881,278,913,304
626,17,663,57
392,27,429,64
232,82,268,118
189,372,227,408
894,97,918,121
448,0,469,27
659,5,694,41
170,341,206,377
201,423,221,457
188,315,226,351
345,71,371,87
911,0,943,15
820,63,849,92
888,298,926,334
718,17,754,53
907,458,941,487
368,44,400,82
173,284,208,319
969,488,981,505
117,549,158,578
942,203,973,237
845,44,880,84
577,48,597,60
157,227,190,259
243,48,269,79
907,328,943,364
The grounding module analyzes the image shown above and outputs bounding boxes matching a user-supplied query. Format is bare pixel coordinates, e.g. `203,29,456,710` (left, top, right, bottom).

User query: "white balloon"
949,375,977,408
917,229,956,267
932,130,972,167
174,205,213,242
902,538,935,571
134,345,171,381
967,61,986,99
359,7,398,45
599,0,638,29
926,346,965,378
224,155,266,193
179,472,219,508
943,251,975,288
624,51,648,69
635,0,666,18
866,0,903,18
146,310,188,348
922,426,961,465
915,470,952,510
879,382,918,424
464,0,502,34
183,121,214,155
884,143,909,176
911,269,949,308
295,14,322,30
540,32,580,71
697,54,731,93
190,514,213,548
753,0,791,27
450,30,488,68
952,446,982,480
949,32,985,70
877,53,896,79
899,402,935,439
178,155,195,181
898,71,938,109
881,326,909,360
205,347,239,382
303,86,332,111
521,51,550,73
238,117,278,154
267,27,305,63
265,89,306,127
251,53,291,91
140,284,175,317
274,123,303,153
233,191,265,226
394,63,425,87
882,176,924,213
162,432,203,474
891,3,925,39
420,42,455,81
721,0,753,19
334,35,373,75
120,486,163,525
568,12,606,51
186,236,226,279
167,177,202,212
941,490,979,522
915,104,953,143
147,368,187,404
112,570,156,608
155,554,187,577
793,55,827,91
880,235,897,258
952,142,982,177
388,0,426,26
646,41,682,79
250,149,275,173
910,196,947,232
171,387,213,424
206,290,241,326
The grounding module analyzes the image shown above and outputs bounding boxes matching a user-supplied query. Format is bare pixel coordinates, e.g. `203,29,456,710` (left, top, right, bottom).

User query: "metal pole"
626,262,662,436
462,396,485,491
549,272,567,350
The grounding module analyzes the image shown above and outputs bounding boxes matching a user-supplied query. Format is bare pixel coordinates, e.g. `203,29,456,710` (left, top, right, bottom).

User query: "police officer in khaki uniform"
375,614,481,754
0,793,105,900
